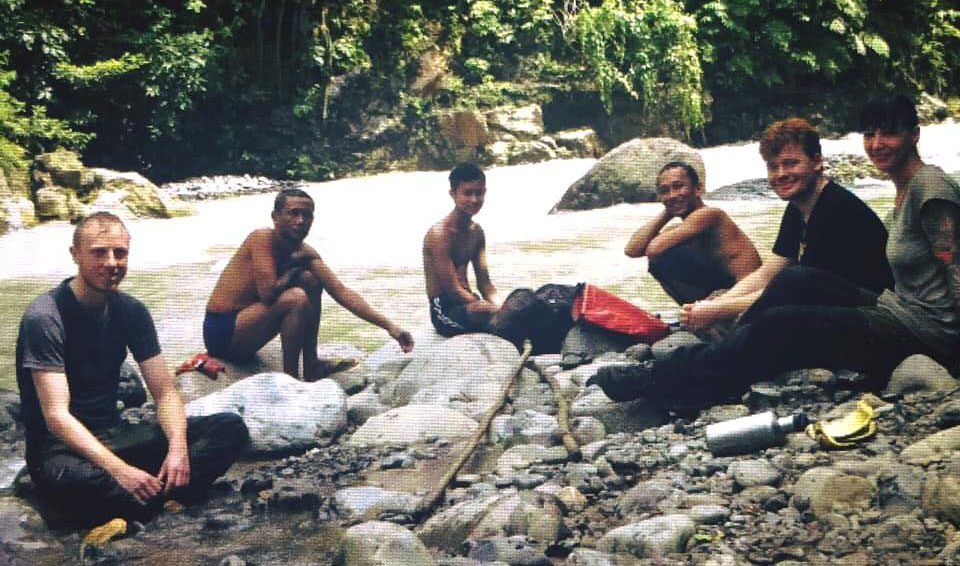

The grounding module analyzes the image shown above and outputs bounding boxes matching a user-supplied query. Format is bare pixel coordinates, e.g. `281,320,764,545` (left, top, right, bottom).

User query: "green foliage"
571,0,704,133
54,52,147,87
0,58,90,180
0,0,957,180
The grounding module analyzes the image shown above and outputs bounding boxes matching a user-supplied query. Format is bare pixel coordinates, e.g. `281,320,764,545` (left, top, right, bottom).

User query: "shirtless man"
625,161,761,305
423,163,501,336
205,188,414,380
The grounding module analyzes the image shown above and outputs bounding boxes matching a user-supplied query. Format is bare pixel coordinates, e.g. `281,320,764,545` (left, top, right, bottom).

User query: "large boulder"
87,168,170,219
33,185,83,221
34,149,94,190
29,150,170,223
551,138,705,212
361,330,444,388
419,492,566,553
185,372,347,454
596,514,696,557
334,521,438,566
0,166,36,235
553,128,606,158
377,334,521,419
485,104,545,140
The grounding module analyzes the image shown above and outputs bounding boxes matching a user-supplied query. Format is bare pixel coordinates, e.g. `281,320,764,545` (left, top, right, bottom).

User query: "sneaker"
585,361,655,402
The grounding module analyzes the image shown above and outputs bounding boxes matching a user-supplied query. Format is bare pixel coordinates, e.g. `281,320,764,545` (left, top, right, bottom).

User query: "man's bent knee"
277,286,312,311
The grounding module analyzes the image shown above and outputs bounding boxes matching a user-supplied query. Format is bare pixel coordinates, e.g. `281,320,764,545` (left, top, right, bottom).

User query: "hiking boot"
585,361,655,402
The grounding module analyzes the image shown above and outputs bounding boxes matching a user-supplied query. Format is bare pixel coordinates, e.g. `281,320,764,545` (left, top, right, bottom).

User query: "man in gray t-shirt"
16,212,249,529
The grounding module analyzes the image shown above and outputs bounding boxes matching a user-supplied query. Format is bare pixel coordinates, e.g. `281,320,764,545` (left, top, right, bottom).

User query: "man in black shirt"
16,212,248,529
680,118,892,331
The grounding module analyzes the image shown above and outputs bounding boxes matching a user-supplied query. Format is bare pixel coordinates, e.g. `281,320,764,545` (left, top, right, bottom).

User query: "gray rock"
553,128,606,158
886,354,957,395
497,444,568,476
792,467,875,518
617,479,680,517
936,401,960,428
346,386,390,426
379,334,520,419
570,416,607,446
334,486,421,520
0,389,21,431
421,492,565,553
868,514,925,552
485,104,545,139
688,504,729,525
349,404,478,447
624,343,652,362
922,471,960,526
118,362,147,410
87,168,170,219
565,549,623,566
707,178,773,200
571,388,667,434
564,462,599,492
491,410,560,447
729,459,781,487
466,536,551,566
651,331,703,360
361,330,444,388
334,521,438,566
186,372,347,454
900,425,960,465
596,514,696,557
552,137,705,212
0,496,60,552
562,324,638,363
0,455,24,493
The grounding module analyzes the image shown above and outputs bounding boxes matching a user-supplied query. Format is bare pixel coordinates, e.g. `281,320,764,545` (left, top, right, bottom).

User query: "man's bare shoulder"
680,206,726,229
242,228,275,248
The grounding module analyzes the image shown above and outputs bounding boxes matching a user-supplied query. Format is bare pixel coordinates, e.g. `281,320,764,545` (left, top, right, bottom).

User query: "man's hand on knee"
113,463,164,504
158,444,191,494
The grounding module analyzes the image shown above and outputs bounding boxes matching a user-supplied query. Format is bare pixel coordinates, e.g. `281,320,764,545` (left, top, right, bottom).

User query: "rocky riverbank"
2,327,960,566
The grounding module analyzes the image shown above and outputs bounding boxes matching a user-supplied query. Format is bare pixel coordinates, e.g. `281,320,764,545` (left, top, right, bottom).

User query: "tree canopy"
1,0,957,180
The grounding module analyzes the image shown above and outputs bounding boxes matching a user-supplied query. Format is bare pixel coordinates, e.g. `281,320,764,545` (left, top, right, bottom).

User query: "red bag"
572,284,669,343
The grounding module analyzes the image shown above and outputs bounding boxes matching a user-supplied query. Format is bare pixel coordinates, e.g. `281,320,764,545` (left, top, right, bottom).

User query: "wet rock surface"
3,328,960,566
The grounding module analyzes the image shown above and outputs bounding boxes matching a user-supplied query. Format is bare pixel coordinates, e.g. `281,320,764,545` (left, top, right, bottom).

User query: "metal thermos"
705,411,808,455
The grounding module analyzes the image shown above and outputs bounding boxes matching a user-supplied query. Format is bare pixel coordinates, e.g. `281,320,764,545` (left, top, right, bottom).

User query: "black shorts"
429,293,481,337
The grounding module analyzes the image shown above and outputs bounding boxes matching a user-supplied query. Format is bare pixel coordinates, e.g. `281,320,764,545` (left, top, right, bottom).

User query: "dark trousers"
649,267,941,408
29,412,249,529
648,244,736,305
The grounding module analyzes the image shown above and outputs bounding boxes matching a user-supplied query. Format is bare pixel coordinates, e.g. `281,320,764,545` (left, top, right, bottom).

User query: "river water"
1,121,957,389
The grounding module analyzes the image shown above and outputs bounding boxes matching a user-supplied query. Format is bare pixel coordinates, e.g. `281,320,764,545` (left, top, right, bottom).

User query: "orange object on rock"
175,352,226,379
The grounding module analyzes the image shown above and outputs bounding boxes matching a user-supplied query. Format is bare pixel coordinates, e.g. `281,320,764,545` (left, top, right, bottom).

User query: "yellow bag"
806,398,877,448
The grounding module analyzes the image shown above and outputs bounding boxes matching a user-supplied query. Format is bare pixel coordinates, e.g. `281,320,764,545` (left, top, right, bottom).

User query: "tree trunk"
275,0,288,96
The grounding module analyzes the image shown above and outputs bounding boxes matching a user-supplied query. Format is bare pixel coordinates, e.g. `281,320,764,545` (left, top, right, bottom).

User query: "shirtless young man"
625,161,761,305
423,163,501,336
205,188,414,380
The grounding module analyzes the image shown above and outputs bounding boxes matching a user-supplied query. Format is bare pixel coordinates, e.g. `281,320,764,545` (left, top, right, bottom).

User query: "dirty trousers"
28,412,248,529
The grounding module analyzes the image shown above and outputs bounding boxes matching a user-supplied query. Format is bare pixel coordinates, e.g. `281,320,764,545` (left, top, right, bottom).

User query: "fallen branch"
412,340,534,525
539,364,582,461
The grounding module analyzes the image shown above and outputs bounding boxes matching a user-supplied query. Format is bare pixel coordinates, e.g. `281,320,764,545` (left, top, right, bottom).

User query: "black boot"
585,361,655,402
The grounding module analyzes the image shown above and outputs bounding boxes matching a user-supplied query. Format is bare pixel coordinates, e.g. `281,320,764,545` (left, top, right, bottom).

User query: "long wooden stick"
539,365,582,461
412,340,533,524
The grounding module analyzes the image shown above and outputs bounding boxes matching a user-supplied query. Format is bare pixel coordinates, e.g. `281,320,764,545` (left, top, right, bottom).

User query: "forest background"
0,0,958,186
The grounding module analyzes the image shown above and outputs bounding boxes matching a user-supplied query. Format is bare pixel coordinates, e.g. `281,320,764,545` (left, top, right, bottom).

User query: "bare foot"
303,358,359,381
